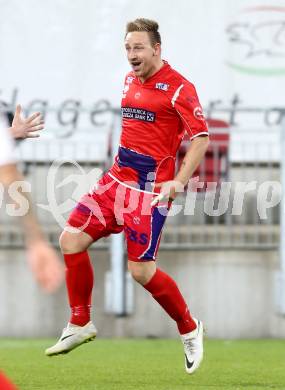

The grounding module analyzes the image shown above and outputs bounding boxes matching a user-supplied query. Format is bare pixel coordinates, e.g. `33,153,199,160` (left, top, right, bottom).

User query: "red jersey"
109,61,208,192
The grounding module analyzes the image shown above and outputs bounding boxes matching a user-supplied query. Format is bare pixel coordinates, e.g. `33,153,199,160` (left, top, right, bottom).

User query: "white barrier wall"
0,248,285,339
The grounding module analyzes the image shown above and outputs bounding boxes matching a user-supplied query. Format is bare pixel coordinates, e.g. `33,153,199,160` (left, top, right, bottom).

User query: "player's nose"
128,50,137,61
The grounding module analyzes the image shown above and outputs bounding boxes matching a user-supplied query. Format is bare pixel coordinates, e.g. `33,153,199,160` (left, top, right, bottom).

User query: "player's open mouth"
131,61,142,71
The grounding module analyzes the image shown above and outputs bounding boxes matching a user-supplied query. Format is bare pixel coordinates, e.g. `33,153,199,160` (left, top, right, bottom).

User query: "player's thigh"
124,193,170,262
65,174,121,242
65,202,122,249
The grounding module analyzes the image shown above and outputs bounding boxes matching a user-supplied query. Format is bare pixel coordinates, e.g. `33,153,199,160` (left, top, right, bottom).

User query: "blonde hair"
125,18,161,46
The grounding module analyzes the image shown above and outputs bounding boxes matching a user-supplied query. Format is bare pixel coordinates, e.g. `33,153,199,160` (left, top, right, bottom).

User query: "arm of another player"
9,104,44,140
0,163,64,293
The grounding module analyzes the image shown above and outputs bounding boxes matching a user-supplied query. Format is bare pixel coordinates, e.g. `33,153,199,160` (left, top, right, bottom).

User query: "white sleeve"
0,115,16,166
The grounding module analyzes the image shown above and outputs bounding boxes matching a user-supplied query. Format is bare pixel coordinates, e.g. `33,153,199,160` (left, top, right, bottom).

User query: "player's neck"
139,59,164,83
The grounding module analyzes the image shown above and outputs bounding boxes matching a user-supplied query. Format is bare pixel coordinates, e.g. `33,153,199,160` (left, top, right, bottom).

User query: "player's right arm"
0,124,64,293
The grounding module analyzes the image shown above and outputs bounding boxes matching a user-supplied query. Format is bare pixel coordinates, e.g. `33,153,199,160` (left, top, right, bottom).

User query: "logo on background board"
225,6,285,76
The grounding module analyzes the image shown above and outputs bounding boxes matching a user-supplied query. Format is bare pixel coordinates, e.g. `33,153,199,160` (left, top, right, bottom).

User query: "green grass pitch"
0,339,285,389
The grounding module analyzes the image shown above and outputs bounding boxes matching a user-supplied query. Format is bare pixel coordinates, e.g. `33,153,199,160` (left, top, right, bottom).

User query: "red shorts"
67,173,170,261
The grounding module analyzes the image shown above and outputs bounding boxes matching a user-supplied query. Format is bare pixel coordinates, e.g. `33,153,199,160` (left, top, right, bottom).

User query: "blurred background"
0,0,285,339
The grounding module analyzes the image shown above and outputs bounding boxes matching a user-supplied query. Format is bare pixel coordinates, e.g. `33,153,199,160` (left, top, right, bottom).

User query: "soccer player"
46,18,209,374
0,115,64,292
0,112,64,390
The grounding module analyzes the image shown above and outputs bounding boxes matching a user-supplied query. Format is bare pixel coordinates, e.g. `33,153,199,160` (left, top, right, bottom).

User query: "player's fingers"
41,277,61,293
152,182,163,188
29,117,44,125
14,104,22,117
26,133,40,138
33,265,57,293
41,264,64,293
33,268,47,289
28,124,44,131
151,193,164,206
150,198,158,207
26,112,41,123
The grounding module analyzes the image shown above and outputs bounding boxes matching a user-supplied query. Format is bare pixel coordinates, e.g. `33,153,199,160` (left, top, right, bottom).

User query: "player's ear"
153,43,161,56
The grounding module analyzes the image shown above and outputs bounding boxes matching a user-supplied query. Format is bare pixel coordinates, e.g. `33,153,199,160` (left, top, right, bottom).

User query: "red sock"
143,268,196,335
0,372,18,390
64,250,94,326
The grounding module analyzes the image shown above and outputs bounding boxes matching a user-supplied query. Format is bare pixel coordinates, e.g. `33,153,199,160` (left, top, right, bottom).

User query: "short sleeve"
0,116,16,166
171,81,209,140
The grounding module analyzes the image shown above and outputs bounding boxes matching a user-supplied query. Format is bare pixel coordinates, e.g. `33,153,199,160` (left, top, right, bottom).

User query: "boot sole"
46,334,97,357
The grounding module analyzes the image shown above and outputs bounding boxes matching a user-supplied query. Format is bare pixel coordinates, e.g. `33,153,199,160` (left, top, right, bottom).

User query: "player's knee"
128,261,155,285
129,267,146,284
59,230,88,254
59,231,73,253
128,269,142,284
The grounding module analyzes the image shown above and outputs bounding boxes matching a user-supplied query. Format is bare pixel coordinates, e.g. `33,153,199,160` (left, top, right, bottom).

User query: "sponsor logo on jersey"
122,77,135,98
135,92,141,100
127,76,135,84
121,107,156,123
122,84,129,99
133,216,141,225
193,106,205,120
155,82,169,91
124,226,148,245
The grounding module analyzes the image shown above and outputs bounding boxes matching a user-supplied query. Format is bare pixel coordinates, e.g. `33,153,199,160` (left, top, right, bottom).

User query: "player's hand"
150,180,184,207
26,240,64,293
10,104,44,140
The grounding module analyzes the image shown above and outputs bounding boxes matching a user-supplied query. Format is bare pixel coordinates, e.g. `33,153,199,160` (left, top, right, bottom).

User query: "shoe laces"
183,337,197,354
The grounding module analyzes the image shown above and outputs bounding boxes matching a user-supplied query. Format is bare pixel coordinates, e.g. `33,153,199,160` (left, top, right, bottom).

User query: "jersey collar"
133,60,171,86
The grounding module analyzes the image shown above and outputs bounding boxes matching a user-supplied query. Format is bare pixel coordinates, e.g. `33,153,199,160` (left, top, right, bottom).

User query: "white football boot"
181,318,204,374
45,321,97,356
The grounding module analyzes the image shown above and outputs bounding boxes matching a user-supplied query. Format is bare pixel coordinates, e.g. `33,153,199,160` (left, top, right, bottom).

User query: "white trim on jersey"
190,131,209,140
171,84,184,107
107,172,160,195
170,84,209,139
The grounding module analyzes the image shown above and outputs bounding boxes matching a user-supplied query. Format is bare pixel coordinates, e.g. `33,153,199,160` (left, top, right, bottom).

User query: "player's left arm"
152,136,209,205
152,82,209,205
175,135,209,186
